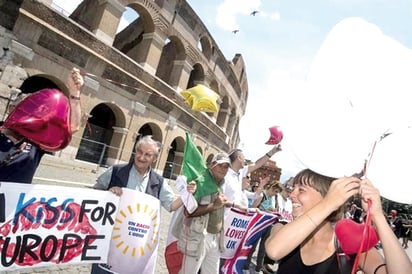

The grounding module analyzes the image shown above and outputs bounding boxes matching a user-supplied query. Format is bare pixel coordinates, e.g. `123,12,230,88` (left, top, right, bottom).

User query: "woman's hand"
359,179,383,219
324,176,360,211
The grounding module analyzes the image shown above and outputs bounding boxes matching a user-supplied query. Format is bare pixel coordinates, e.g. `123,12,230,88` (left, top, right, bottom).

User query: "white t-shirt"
241,189,261,208
276,193,293,222
222,166,249,204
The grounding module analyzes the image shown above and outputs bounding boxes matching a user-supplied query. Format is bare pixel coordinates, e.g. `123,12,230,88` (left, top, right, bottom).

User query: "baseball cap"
211,152,231,165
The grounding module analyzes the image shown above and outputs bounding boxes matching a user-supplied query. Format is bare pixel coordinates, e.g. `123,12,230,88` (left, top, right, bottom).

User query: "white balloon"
280,17,412,179
281,87,374,178
307,17,412,138
367,128,412,204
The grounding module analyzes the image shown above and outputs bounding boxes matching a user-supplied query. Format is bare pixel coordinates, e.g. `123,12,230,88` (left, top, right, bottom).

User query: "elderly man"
93,135,192,210
92,135,195,274
175,152,231,274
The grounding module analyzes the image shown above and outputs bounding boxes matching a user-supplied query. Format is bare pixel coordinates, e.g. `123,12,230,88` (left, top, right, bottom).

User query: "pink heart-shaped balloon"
3,88,71,152
265,126,283,145
335,218,379,254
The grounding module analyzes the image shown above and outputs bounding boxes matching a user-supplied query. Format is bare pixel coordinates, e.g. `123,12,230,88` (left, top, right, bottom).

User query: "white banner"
98,188,161,274
0,182,119,271
220,208,254,259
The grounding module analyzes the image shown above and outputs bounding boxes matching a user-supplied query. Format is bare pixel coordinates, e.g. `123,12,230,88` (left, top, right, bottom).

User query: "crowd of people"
1,72,411,274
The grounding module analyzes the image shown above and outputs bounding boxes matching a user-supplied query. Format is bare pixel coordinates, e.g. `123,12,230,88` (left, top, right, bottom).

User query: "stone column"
173,151,184,177
107,126,128,165
216,107,230,129
72,0,125,45
174,60,193,92
128,32,165,75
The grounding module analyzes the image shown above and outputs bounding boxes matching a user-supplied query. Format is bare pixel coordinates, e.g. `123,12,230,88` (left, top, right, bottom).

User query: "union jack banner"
222,211,279,273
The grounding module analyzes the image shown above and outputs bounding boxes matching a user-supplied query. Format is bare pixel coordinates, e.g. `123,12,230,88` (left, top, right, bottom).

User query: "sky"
52,0,412,183
185,0,412,182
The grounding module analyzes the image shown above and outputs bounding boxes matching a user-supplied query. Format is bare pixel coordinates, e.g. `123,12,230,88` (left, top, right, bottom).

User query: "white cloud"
270,12,281,21
259,11,281,22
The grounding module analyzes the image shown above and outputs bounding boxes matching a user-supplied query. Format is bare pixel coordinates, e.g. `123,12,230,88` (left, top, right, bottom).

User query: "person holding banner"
92,135,196,273
0,68,84,183
265,169,412,274
93,135,195,211
174,152,231,274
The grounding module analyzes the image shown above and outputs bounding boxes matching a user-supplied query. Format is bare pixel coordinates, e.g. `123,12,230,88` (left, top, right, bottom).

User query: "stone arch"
227,106,237,139
231,120,240,148
155,35,186,86
128,122,162,164
19,74,69,97
209,79,219,94
216,95,229,127
206,153,214,165
69,0,125,44
205,79,220,118
137,122,162,143
162,135,185,179
197,146,203,155
186,63,205,89
198,35,212,60
113,3,155,63
76,102,126,166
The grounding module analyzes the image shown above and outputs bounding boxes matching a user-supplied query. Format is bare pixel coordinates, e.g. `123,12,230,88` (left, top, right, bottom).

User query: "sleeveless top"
277,246,341,274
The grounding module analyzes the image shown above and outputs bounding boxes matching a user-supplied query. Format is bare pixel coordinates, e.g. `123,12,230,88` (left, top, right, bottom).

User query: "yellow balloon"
181,84,219,113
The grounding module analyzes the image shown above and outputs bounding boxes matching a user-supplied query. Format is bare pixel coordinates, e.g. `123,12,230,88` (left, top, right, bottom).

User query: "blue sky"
186,0,412,181
53,0,412,182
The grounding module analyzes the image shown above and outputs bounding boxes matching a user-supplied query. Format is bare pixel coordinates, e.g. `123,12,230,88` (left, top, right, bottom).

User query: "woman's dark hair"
293,169,343,222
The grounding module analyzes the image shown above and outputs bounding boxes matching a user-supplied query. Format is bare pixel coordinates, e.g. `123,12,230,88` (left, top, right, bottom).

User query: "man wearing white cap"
175,152,231,274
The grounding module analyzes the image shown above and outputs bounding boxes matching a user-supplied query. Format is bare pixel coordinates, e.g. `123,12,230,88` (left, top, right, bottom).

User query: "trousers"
180,232,221,274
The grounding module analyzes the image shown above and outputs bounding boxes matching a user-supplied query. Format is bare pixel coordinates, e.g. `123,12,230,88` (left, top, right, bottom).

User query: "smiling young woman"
265,169,412,274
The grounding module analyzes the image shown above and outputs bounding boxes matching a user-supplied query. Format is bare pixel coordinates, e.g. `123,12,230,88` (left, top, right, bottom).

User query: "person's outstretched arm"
248,145,281,173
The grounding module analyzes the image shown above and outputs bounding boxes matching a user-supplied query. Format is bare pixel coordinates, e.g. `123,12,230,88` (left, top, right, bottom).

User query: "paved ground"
3,154,412,273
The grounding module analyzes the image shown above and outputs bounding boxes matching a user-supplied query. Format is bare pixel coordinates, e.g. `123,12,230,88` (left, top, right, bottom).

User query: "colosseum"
0,0,249,177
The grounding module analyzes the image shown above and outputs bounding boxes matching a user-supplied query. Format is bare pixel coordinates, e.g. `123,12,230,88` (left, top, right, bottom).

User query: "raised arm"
248,145,281,173
66,68,84,133
360,179,412,273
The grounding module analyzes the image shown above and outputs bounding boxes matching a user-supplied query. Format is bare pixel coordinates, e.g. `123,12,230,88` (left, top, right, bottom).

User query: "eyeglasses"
135,148,155,159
